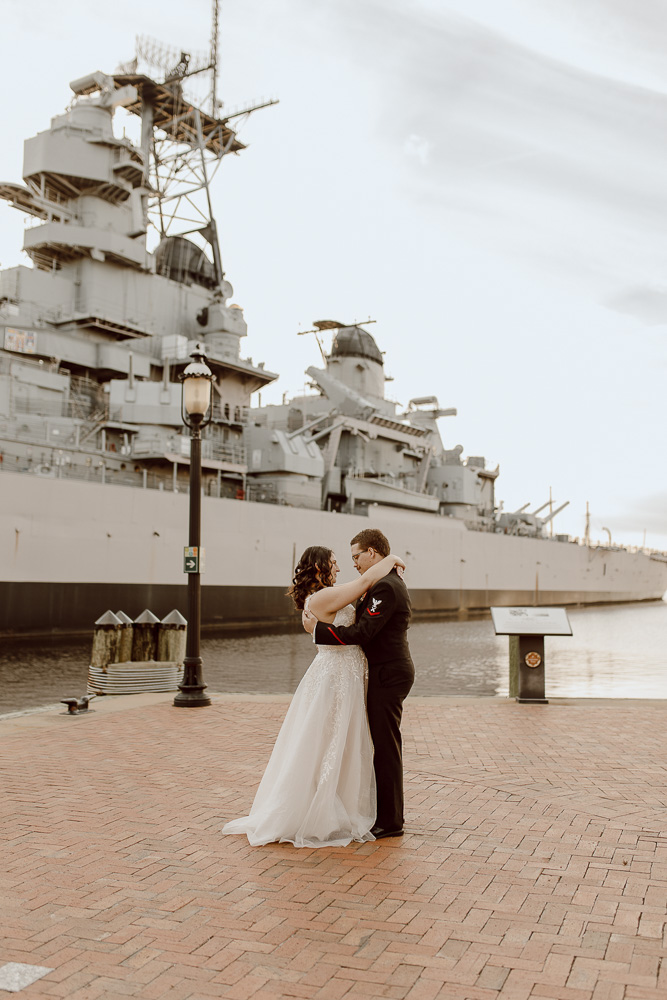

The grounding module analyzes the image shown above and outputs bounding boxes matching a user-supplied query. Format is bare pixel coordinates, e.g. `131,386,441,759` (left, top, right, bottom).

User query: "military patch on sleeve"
367,597,383,616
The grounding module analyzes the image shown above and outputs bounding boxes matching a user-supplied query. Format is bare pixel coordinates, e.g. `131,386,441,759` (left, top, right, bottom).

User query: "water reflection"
526,602,667,698
1,600,666,715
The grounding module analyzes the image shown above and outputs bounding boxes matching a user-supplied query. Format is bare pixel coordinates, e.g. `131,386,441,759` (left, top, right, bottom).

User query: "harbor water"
1,600,666,716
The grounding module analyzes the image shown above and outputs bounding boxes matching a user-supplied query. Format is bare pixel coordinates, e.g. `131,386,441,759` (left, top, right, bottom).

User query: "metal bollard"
115,610,134,662
131,609,160,662
91,611,122,671
158,609,187,665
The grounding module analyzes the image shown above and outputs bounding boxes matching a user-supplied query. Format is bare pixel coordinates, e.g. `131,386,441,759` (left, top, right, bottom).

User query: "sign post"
490,607,572,704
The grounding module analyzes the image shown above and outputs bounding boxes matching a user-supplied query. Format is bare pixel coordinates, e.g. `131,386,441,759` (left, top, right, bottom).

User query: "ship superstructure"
249,321,565,539
0,64,276,497
0,50,665,636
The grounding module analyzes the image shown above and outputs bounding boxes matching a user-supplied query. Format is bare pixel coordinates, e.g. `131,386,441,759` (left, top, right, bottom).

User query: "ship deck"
2,692,667,999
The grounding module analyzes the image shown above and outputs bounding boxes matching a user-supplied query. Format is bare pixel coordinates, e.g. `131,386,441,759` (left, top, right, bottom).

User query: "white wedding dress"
222,602,376,847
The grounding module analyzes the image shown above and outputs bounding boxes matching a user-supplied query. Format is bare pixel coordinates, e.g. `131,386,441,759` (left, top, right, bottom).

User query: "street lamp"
174,344,215,708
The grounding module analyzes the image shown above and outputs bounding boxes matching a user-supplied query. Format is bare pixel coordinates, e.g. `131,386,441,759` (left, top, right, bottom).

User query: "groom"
302,528,414,838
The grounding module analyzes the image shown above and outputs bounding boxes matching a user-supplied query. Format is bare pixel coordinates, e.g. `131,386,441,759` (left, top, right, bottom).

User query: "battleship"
1,39,666,637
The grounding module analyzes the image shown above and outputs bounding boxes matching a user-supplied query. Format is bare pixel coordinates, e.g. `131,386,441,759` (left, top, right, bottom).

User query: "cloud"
313,0,667,310
420,0,667,93
403,134,432,165
599,494,667,537
606,286,667,327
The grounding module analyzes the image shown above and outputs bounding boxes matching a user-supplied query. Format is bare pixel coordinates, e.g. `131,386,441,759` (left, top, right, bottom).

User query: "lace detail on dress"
222,601,375,848
303,602,368,788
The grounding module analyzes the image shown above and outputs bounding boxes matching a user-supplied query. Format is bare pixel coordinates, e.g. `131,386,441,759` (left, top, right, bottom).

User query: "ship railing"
244,482,321,509
584,541,667,558
131,435,246,466
6,422,67,446
131,435,180,457
0,460,245,498
208,442,246,464
9,395,109,423
7,411,106,447
210,399,249,425
346,472,436,496
462,518,497,532
0,354,69,376
246,481,278,503
70,373,105,395
2,459,667,552
11,397,71,420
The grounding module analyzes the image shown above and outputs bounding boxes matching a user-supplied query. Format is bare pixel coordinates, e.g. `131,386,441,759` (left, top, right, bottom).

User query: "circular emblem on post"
524,651,542,668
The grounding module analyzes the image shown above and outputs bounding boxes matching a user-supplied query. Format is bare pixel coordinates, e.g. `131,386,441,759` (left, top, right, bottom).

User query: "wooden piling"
158,609,188,665
115,610,134,662
91,611,122,671
131,609,160,662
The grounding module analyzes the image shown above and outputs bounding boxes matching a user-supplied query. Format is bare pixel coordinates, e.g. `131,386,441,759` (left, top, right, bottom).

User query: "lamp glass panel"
183,376,211,415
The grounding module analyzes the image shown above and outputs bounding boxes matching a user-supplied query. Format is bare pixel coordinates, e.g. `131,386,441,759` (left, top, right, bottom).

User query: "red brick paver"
2,694,667,999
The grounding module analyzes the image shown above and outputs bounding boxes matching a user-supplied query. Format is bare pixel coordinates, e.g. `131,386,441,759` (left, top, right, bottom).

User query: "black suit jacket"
313,569,414,681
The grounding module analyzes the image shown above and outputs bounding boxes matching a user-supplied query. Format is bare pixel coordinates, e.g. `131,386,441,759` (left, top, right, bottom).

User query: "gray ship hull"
2,472,665,636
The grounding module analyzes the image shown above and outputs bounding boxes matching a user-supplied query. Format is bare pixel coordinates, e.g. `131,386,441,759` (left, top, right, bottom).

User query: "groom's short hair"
350,528,390,557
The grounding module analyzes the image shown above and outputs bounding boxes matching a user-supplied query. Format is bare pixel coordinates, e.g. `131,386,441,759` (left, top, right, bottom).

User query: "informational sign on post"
490,607,572,636
183,546,205,573
491,606,573,704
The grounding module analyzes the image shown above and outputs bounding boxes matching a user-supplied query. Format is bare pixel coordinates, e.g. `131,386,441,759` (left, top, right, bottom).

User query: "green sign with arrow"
184,546,205,573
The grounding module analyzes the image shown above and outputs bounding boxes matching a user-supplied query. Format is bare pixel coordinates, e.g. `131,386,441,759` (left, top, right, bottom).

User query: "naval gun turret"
304,366,378,420
248,324,449,513
246,321,511,525
498,500,570,537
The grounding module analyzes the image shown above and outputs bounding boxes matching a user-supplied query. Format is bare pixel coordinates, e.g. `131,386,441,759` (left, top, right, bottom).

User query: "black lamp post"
174,344,215,708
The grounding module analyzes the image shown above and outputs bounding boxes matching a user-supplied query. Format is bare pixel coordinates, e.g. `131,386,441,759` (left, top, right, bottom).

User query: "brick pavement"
1,693,667,999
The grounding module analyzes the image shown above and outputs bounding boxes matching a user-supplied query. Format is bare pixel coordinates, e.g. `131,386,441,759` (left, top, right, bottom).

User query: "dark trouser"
367,668,414,830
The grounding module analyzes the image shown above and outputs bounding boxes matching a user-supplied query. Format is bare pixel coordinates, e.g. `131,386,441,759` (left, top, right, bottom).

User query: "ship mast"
210,0,220,116
119,13,277,291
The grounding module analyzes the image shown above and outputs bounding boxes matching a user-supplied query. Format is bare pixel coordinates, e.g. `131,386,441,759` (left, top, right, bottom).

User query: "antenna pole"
314,333,327,366
194,108,224,284
210,0,220,116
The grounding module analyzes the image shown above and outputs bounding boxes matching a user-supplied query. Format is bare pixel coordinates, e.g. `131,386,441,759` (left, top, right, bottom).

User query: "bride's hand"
302,608,317,634
391,554,406,570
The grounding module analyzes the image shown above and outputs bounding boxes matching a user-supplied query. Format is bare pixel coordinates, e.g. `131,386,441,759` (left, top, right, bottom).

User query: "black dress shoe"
370,825,404,839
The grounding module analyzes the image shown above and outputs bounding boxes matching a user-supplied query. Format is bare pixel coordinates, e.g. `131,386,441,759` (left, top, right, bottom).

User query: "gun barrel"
541,500,570,524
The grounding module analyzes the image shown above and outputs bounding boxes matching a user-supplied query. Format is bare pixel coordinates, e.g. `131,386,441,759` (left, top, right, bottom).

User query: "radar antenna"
134,35,211,82
297,319,377,367
108,7,278,289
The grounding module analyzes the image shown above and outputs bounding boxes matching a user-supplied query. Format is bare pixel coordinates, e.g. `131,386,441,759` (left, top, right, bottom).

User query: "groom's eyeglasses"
351,550,368,564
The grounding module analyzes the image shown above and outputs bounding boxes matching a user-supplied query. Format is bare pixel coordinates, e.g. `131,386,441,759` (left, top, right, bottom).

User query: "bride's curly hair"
287,546,336,610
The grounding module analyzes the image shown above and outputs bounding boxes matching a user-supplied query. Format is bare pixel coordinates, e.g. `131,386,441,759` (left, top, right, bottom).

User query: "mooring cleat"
61,695,96,714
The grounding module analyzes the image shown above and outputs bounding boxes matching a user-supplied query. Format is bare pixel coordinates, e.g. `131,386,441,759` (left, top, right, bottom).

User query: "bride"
222,545,404,848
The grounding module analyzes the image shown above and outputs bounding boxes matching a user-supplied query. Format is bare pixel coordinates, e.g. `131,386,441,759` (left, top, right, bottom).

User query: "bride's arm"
307,555,405,617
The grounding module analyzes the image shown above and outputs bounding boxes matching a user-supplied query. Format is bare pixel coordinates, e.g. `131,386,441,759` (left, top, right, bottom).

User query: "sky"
2,0,667,550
